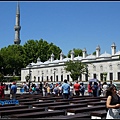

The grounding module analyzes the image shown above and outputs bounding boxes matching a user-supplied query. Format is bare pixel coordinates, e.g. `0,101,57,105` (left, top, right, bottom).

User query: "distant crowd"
0,79,118,100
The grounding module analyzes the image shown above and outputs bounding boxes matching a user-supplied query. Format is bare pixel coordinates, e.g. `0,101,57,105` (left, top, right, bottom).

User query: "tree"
0,45,25,76
67,48,83,58
64,60,87,81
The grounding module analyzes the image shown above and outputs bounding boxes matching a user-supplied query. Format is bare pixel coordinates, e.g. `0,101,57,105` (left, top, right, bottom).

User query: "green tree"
0,45,25,76
67,48,83,58
64,60,87,81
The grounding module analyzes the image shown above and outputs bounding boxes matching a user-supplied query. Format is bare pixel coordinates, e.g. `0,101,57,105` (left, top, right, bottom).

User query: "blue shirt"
62,83,70,94
11,85,17,94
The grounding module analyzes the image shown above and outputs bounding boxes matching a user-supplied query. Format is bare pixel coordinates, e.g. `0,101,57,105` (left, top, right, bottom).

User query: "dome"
52,59,60,64
36,57,43,65
62,57,71,62
85,54,96,59
115,50,120,55
74,55,82,60
99,51,111,58
43,59,51,65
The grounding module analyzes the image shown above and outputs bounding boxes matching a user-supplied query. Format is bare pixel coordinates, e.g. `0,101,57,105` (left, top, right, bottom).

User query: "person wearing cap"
10,82,17,100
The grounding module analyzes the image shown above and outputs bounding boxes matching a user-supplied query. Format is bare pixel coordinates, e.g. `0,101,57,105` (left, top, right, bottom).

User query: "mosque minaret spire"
14,2,21,45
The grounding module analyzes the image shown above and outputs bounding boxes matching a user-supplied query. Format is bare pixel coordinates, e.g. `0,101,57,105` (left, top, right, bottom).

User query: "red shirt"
74,83,80,91
88,84,92,93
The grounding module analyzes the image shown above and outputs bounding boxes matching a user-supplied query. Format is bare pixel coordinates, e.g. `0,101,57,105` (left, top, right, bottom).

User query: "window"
50,76,53,82
42,76,43,82
67,75,69,81
118,72,120,80
100,73,103,81
38,77,40,82
110,73,113,81
61,75,63,81
56,75,58,82
47,76,49,81
93,74,96,79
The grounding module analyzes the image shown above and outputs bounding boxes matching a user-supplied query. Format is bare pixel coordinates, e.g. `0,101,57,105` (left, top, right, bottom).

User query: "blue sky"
0,1,120,56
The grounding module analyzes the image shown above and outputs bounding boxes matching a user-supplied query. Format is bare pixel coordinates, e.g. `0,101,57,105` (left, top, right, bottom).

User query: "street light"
86,65,88,81
42,71,44,82
53,68,56,82
28,63,32,88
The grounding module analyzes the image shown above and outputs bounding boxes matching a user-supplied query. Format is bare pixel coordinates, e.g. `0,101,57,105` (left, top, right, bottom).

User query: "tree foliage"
64,60,87,81
0,39,62,76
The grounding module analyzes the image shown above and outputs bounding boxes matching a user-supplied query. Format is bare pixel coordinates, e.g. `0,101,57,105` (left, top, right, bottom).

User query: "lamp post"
53,68,56,82
86,65,88,81
28,63,32,88
42,71,44,82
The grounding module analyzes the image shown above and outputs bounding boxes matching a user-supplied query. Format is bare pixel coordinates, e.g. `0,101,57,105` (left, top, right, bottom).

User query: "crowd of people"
0,80,118,99
1,79,120,118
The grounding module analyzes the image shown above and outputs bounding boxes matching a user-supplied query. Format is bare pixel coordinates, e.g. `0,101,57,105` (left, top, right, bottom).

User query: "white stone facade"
21,43,120,82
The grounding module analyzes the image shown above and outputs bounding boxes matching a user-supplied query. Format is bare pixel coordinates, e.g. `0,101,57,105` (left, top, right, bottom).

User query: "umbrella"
88,78,98,82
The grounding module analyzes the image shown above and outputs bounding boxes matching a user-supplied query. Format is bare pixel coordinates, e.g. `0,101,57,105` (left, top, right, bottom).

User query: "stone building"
21,43,120,83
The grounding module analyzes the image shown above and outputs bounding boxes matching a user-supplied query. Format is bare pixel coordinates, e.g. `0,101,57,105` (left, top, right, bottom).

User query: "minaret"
71,50,74,60
82,48,87,59
96,45,100,57
14,2,21,45
111,42,116,55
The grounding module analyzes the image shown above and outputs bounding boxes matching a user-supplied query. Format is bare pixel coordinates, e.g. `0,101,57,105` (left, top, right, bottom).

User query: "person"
53,84,59,96
69,82,74,97
102,82,108,96
97,81,102,96
117,90,120,97
88,82,93,96
39,82,43,94
92,82,98,97
42,82,47,96
10,82,17,100
80,82,85,96
0,82,5,98
61,79,70,99
47,84,50,95
74,81,80,96
50,83,54,94
106,84,120,119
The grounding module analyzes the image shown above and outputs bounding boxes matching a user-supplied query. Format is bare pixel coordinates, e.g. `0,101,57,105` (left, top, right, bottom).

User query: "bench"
19,100,54,106
40,113,91,119
10,110,66,118
70,99,100,104
87,101,106,107
0,105,28,111
48,103,87,111
0,103,16,107
32,102,69,110
55,98,85,103
18,98,36,102
38,96,64,101
90,110,107,119
100,98,107,102
67,105,106,115
0,107,45,118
